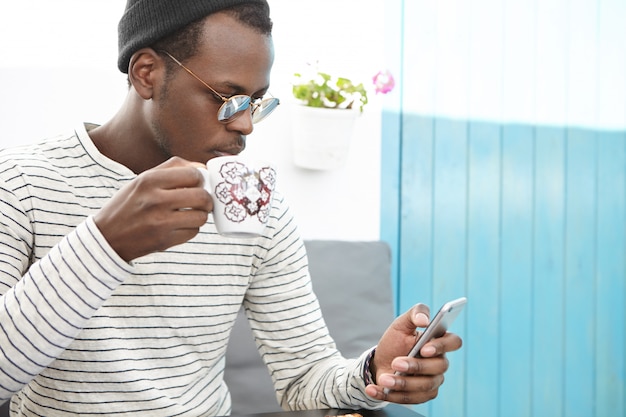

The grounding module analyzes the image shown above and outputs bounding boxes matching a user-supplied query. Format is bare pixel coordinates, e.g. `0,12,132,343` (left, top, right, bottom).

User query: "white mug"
199,156,276,238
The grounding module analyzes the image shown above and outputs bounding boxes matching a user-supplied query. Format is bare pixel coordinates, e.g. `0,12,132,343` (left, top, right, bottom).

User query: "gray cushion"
224,240,394,414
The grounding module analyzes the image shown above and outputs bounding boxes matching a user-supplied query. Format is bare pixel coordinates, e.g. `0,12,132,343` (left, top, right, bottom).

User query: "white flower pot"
290,105,358,170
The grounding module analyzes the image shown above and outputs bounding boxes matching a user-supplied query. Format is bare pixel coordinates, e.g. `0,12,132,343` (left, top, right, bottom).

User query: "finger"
365,374,444,404
169,203,211,227
126,183,211,217
411,304,431,328
392,304,430,335
391,355,450,377
165,186,213,212
420,332,463,357
123,208,209,254
381,372,444,394
142,160,207,190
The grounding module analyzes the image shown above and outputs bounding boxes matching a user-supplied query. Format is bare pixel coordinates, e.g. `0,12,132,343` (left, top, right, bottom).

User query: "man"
0,0,462,415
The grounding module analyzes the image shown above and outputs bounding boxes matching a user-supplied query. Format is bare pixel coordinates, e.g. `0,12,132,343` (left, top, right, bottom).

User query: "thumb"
409,303,431,329
373,304,432,374
392,303,430,334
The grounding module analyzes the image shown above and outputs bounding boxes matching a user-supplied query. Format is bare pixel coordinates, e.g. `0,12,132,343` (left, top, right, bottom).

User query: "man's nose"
227,110,254,136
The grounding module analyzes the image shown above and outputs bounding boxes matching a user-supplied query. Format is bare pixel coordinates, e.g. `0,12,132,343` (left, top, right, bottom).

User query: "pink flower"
372,70,395,94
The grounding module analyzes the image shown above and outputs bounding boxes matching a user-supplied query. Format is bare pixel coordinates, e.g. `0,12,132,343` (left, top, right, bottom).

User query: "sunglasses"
160,51,279,124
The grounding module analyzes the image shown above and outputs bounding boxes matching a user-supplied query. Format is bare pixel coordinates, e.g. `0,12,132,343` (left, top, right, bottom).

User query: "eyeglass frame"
159,50,279,124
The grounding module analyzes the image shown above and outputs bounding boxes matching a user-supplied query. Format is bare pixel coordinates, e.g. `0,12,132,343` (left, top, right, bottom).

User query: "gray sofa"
0,240,393,416
225,240,394,414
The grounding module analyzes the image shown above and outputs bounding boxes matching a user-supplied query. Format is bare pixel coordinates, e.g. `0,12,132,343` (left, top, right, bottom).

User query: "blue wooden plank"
399,114,434,314
426,117,469,417
465,121,501,417
397,114,438,417
381,109,403,314
499,125,534,417
532,127,566,417
564,128,597,417
380,0,404,316
594,131,626,417
431,117,470,302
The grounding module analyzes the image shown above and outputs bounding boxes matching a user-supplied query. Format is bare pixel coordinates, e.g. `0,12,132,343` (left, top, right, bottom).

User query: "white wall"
0,1,388,241
401,0,626,130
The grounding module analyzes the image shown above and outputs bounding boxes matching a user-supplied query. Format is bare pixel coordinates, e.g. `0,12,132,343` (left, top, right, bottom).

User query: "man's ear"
128,48,164,100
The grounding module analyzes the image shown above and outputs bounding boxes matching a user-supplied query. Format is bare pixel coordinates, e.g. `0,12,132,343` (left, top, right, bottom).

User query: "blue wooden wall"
380,1,626,416
383,115,626,417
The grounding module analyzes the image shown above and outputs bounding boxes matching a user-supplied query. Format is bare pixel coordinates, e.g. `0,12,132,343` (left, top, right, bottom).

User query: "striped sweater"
0,124,381,416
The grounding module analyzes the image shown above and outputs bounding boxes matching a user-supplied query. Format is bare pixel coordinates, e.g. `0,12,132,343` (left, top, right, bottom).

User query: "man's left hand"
364,304,463,404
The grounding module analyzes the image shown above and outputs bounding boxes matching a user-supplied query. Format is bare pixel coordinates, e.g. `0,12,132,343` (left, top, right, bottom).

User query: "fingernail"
378,374,395,388
421,345,436,356
415,312,428,322
395,359,409,372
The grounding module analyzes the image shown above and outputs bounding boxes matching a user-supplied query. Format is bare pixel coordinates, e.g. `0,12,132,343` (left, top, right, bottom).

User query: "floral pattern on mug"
215,161,275,224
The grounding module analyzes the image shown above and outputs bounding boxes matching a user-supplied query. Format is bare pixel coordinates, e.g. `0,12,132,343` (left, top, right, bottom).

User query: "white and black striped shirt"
0,124,381,416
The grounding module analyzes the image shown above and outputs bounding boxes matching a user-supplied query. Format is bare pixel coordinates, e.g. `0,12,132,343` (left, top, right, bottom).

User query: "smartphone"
383,297,467,394
405,296,467,358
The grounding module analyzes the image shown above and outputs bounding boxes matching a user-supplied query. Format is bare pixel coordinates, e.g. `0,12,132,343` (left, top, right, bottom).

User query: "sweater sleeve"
0,181,132,400
242,198,386,411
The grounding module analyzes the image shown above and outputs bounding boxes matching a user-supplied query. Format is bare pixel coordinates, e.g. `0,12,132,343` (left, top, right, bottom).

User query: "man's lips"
211,138,245,158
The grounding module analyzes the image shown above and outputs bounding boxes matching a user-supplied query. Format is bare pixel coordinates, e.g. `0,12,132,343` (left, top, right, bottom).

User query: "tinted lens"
251,98,280,123
217,95,251,122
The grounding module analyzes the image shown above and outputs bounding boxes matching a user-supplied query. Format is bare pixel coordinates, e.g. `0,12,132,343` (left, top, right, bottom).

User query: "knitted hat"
117,0,269,73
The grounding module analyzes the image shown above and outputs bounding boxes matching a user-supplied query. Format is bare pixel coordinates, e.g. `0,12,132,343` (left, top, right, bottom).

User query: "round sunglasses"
160,51,279,124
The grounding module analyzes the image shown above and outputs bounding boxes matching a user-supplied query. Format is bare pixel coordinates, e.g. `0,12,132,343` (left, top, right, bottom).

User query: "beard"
150,118,174,159
150,80,175,159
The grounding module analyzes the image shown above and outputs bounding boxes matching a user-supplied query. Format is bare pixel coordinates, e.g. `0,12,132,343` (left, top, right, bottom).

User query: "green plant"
292,71,369,112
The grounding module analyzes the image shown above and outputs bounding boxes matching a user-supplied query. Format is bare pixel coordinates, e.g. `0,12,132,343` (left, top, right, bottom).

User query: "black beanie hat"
117,0,269,73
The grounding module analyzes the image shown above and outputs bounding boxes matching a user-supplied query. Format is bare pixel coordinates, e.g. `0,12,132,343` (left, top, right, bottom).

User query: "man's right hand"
94,157,213,262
